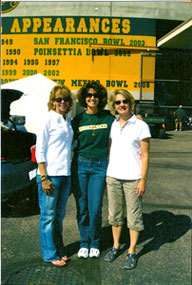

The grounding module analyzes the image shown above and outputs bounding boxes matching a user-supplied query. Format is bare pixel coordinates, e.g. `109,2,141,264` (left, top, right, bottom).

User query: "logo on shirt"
79,124,107,132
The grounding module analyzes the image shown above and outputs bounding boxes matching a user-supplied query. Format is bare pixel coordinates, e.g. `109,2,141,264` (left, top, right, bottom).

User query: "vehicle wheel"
1,200,10,217
151,129,159,138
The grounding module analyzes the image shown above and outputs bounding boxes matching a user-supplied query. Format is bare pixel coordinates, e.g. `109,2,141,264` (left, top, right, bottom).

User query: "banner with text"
1,16,156,98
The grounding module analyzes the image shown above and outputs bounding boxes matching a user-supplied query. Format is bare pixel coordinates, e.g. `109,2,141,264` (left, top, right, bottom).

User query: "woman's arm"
36,118,54,195
38,162,55,195
136,138,150,197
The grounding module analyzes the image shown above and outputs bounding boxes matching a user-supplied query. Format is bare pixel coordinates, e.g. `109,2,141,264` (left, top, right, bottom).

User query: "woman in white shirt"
104,89,151,270
35,85,73,267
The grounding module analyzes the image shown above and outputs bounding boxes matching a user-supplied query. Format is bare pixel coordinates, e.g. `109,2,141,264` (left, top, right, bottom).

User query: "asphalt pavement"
1,130,192,285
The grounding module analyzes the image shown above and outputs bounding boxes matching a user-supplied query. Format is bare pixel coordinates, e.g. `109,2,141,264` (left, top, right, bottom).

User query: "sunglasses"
86,93,99,98
54,97,70,103
114,99,129,105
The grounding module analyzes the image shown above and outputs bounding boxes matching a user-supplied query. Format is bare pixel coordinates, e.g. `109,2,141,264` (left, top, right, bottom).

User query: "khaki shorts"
106,176,144,231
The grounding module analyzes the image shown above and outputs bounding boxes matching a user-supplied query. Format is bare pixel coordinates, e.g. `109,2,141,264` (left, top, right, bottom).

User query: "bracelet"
41,177,48,181
40,174,48,181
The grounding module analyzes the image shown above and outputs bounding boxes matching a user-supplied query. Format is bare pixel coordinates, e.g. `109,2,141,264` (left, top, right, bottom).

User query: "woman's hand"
42,179,55,195
136,114,143,120
136,179,146,197
137,138,150,197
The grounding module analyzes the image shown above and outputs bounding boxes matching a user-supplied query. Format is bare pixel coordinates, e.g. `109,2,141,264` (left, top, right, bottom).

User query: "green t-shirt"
175,108,186,121
72,110,114,159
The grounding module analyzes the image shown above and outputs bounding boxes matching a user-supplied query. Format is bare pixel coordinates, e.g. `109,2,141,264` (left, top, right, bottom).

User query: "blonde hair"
48,85,73,112
109,89,135,115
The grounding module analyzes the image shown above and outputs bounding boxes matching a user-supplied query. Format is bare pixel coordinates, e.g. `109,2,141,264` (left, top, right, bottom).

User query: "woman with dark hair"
36,85,73,267
72,80,114,259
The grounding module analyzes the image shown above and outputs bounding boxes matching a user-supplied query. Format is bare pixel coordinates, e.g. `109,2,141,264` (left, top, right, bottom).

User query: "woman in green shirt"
72,80,114,259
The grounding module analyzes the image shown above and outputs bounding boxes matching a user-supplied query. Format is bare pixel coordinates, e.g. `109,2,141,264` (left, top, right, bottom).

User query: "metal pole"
139,52,143,113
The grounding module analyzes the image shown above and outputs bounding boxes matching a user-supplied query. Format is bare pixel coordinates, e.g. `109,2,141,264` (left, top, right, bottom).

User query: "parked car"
135,100,167,138
1,89,37,203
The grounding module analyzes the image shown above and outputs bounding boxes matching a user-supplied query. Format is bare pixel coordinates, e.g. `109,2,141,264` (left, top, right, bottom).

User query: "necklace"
87,113,98,136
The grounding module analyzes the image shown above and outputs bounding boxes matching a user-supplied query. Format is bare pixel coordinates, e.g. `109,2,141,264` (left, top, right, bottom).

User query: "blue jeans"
37,175,71,262
73,156,107,249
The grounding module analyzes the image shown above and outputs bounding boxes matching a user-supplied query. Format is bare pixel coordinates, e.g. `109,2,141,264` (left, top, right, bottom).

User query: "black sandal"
124,253,137,270
104,247,120,262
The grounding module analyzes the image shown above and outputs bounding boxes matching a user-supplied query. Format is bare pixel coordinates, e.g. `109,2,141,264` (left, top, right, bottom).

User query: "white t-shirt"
107,115,151,180
36,110,73,176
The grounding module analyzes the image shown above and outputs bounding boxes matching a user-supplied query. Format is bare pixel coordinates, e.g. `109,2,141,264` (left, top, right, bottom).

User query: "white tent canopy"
1,74,77,134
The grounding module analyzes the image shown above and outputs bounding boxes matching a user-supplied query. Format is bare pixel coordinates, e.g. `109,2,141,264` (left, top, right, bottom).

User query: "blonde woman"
105,89,151,269
36,85,73,267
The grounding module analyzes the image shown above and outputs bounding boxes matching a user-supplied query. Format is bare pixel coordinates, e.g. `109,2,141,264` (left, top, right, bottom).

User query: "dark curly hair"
77,80,107,111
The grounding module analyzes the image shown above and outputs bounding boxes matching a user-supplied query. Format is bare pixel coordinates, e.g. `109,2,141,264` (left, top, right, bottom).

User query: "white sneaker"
77,248,89,259
89,248,100,258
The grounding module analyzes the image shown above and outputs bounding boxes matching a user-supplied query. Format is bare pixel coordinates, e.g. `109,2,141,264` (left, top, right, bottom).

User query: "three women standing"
35,82,150,270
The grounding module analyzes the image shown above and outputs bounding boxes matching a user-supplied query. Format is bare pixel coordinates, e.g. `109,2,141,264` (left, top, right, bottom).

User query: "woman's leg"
123,180,144,254
128,230,139,254
112,225,123,249
37,175,60,262
88,158,107,250
106,177,125,249
53,176,71,258
73,157,90,249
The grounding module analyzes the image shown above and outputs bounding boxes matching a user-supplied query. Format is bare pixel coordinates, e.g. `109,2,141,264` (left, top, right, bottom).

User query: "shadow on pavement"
160,133,174,139
138,210,191,258
101,210,191,260
2,197,191,262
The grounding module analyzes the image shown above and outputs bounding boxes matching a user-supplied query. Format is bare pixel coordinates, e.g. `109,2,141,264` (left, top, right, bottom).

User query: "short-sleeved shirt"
175,108,186,121
72,110,114,159
107,115,151,180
